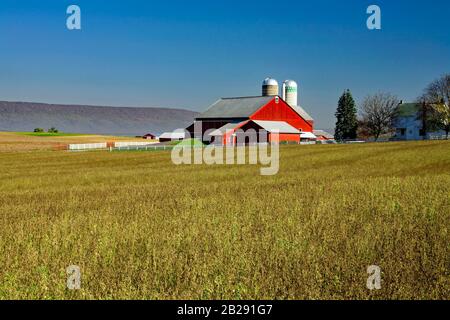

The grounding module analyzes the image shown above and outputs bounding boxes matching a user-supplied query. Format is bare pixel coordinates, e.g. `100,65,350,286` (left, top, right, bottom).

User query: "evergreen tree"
334,89,358,141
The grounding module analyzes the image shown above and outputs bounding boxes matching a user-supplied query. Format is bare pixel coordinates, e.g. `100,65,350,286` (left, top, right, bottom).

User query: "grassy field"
0,132,144,152
0,139,448,299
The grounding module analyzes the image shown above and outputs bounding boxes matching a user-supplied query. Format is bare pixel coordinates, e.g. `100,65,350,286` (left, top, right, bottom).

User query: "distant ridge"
0,101,198,136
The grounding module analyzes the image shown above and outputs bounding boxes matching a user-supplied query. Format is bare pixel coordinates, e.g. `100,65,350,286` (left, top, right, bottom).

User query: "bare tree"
359,93,399,141
423,74,450,106
419,74,450,139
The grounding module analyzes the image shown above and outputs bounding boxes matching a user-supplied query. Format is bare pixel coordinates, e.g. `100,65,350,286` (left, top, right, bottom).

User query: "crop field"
0,132,144,152
0,138,449,299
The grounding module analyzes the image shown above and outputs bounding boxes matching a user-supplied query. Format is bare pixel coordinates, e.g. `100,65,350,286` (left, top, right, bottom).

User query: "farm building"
187,78,330,145
209,119,303,144
140,133,157,140
392,102,447,141
313,130,335,141
158,131,186,142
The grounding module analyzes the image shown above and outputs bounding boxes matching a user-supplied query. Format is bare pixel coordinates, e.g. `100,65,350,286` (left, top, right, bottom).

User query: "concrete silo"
262,78,279,96
282,80,298,107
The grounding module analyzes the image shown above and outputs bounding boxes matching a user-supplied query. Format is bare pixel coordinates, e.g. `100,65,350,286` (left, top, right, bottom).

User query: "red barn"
142,133,157,140
188,95,315,145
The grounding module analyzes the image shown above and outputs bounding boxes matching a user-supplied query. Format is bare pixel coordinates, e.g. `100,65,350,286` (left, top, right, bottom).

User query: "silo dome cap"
263,78,278,86
283,80,298,87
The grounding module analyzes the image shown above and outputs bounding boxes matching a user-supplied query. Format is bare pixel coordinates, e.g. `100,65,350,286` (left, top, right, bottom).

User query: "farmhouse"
187,78,329,145
392,102,447,141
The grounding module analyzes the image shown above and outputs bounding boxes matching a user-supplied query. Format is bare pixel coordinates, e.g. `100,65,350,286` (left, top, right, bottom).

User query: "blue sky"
1,0,449,129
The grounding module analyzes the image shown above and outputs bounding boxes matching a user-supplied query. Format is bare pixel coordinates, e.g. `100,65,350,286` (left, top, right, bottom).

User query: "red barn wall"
250,98,313,132
271,133,300,143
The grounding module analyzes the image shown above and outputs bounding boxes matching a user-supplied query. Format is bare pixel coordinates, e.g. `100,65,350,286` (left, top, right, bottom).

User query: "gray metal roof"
313,130,334,139
300,132,317,139
197,95,315,123
252,120,300,134
159,131,186,139
197,96,273,119
292,105,314,121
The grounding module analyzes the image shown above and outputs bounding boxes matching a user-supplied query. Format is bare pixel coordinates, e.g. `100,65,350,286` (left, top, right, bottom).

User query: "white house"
392,102,446,140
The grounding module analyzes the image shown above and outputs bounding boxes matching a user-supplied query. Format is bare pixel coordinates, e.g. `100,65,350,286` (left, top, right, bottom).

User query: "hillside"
0,101,198,136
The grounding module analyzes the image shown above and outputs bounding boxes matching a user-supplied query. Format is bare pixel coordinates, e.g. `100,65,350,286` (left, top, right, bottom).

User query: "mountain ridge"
0,101,198,136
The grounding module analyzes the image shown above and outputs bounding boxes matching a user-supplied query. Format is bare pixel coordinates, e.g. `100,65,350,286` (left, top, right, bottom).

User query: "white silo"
262,78,279,96
282,80,298,107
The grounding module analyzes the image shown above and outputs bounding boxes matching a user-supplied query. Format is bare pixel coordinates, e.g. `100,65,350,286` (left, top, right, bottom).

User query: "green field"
173,138,204,147
0,141,449,299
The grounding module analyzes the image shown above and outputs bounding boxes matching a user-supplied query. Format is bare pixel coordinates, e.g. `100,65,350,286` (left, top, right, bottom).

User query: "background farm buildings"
187,78,334,145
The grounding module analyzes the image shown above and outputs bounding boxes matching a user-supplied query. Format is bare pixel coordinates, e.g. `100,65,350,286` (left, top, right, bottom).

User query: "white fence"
429,134,449,140
114,145,173,151
114,141,158,147
68,143,107,151
68,141,158,151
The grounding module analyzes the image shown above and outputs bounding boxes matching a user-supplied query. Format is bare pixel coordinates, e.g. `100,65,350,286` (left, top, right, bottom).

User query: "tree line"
34,127,59,133
335,74,450,141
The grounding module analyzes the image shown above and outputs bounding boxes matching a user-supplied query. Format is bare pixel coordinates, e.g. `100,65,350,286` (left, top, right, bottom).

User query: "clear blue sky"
1,0,449,129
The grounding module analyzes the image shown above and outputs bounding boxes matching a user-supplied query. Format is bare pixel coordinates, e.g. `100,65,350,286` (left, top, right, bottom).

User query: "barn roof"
291,105,314,121
197,96,315,123
252,120,300,134
197,96,273,119
209,120,301,135
313,130,334,139
159,131,186,139
300,132,317,139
